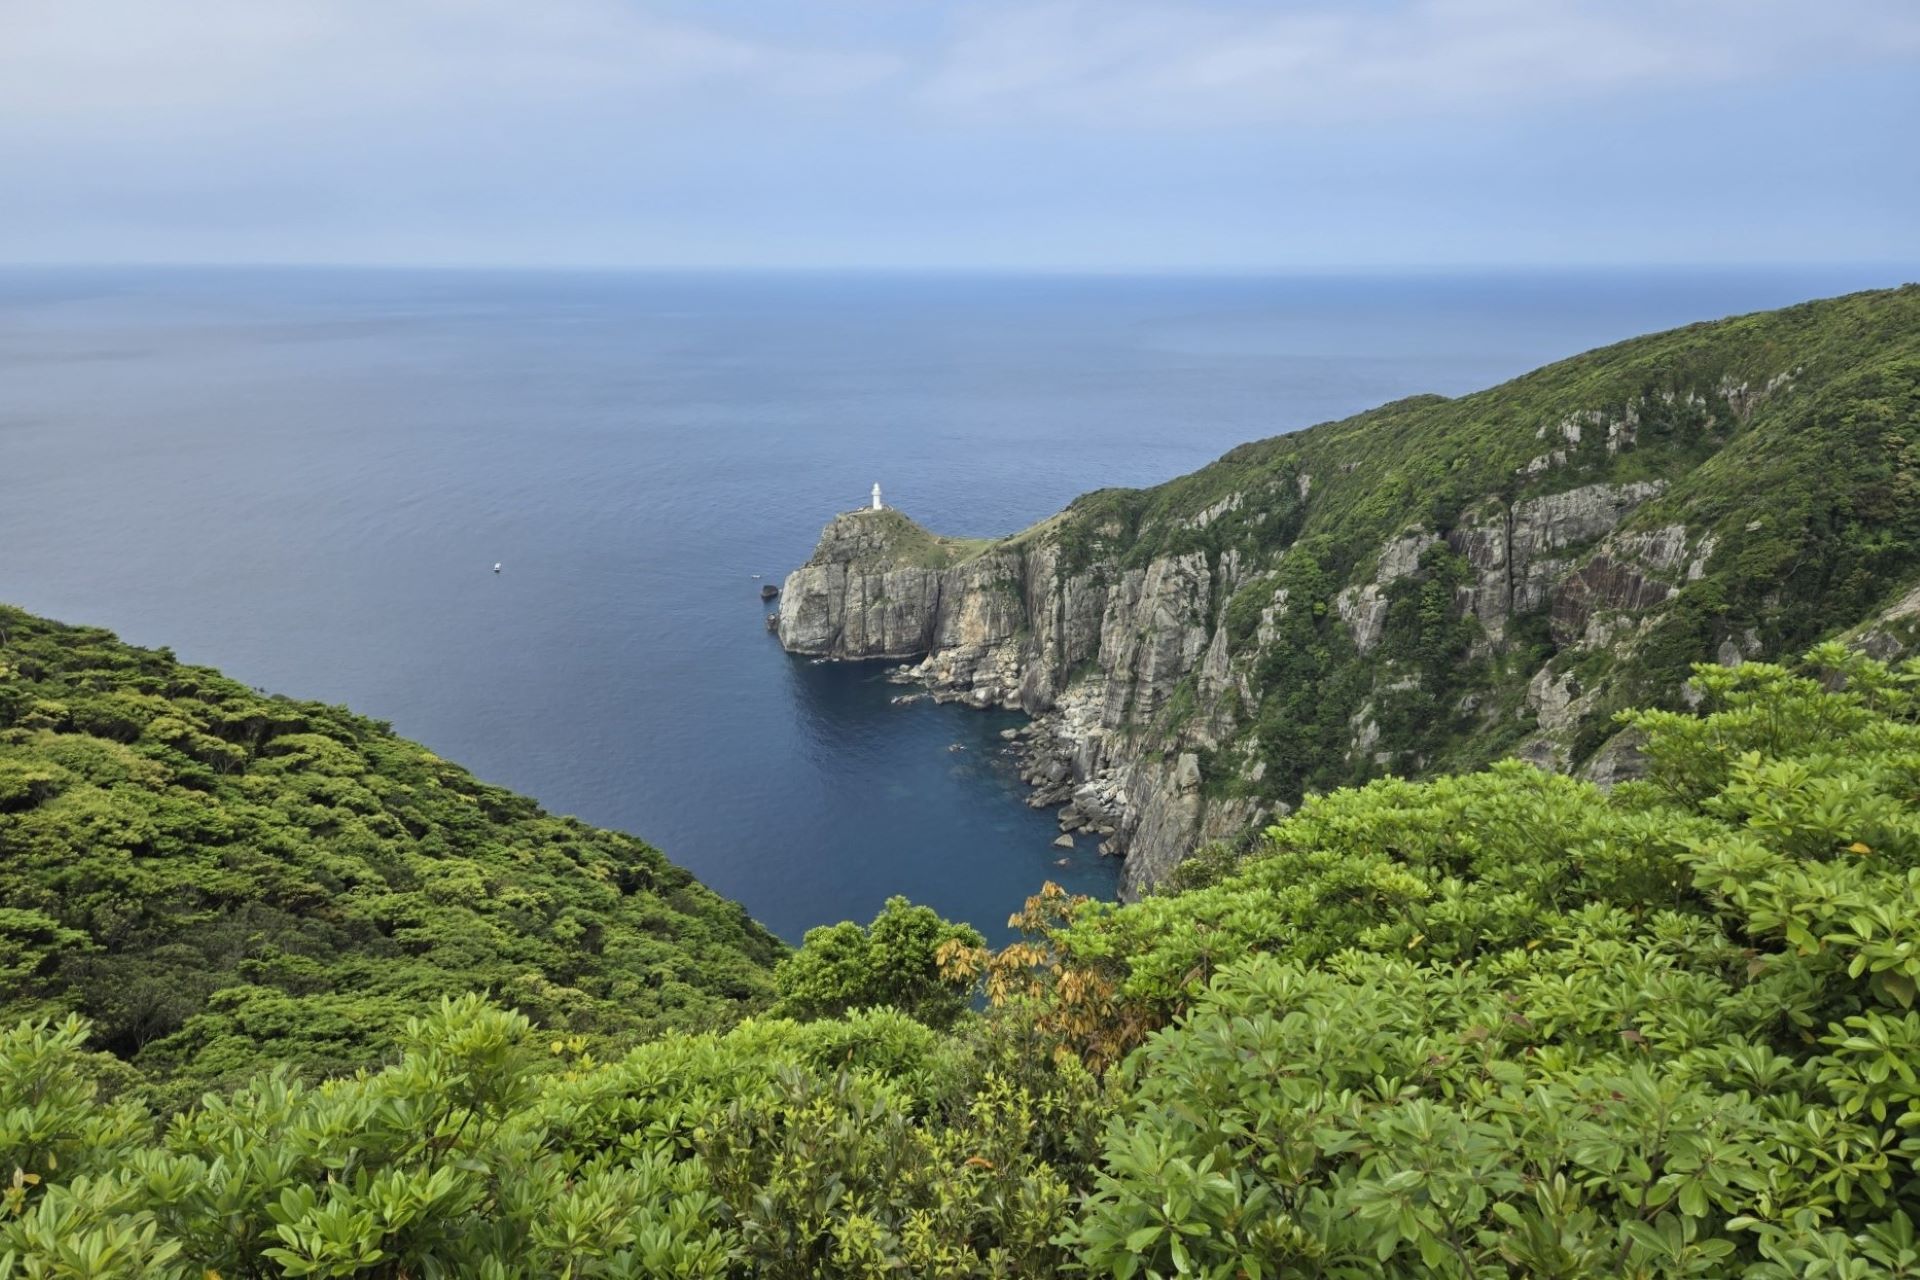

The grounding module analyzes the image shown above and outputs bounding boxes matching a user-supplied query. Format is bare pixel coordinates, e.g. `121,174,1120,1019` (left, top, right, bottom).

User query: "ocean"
1,264,1907,941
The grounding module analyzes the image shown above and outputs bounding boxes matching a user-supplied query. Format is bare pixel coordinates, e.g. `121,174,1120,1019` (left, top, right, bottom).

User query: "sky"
2,0,1917,270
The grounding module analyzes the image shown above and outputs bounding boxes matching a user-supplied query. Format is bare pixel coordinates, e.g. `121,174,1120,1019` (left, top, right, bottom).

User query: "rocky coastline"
770,306,1920,894
774,507,1282,898
900,670,1127,856
774,472,1783,896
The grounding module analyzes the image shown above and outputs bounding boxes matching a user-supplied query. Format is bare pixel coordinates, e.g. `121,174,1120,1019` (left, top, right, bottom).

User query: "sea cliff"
780,510,1251,895
779,287,1920,894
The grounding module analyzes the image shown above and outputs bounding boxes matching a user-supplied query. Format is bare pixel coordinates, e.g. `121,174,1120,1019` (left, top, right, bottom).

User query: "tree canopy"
5,643,1919,1277
0,606,782,1109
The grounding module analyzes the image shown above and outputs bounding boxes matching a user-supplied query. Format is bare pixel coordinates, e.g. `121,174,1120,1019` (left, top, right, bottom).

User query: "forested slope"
779,285,1920,893
0,607,781,1103
7,645,1919,1277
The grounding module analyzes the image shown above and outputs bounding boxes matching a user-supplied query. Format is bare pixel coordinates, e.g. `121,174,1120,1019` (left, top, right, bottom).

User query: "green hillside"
5,289,1920,1276
1037,284,1920,795
775,286,1920,897
7,645,1918,1277
0,607,781,1105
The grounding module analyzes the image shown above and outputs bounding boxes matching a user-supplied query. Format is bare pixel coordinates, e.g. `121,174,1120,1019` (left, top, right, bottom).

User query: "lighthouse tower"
871,482,883,511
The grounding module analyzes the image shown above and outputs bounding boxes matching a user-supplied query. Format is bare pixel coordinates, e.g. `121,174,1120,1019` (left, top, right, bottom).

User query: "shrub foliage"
2,641,1919,1276
0,607,781,1107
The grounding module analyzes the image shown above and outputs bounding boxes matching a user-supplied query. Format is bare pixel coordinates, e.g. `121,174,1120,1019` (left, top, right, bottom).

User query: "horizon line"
3,259,1918,280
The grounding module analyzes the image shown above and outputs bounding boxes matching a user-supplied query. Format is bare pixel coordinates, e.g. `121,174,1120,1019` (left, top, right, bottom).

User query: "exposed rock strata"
772,324,1888,894
780,510,1273,897
778,476,1691,896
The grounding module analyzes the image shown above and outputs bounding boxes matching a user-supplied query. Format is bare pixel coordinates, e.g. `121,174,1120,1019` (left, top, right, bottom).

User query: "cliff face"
780,517,1247,895
779,287,1920,895
777,483,1728,897
777,510,1021,662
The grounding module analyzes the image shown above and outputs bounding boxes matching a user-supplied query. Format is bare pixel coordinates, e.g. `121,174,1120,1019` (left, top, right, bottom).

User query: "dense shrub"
773,895,984,1029
0,608,782,1105
3,644,1919,1276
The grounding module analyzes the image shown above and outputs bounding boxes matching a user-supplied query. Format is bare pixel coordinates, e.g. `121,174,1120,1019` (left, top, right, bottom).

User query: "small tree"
774,896,984,1028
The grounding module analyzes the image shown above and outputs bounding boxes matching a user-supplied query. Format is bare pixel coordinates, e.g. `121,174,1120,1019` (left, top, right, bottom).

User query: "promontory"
778,286,1920,895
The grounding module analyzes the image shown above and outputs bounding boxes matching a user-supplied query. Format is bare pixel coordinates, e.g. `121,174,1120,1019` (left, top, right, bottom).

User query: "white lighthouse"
871,482,883,511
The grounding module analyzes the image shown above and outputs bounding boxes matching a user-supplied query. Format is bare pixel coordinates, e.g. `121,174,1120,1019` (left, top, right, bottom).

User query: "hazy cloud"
9,0,1916,135
0,0,1913,266
917,0,1920,125
0,0,899,132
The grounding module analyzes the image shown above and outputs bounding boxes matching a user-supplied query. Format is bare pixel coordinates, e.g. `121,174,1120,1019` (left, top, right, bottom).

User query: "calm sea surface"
1,266,1908,941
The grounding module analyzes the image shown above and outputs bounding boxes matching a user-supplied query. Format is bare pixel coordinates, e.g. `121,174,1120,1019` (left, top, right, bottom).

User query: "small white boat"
493,563,502,573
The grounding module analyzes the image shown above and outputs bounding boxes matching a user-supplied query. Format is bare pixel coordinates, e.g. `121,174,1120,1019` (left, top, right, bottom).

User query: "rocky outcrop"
1850,579,1920,661
1336,531,1438,654
771,293,1911,896
779,508,1263,896
1580,730,1649,788
776,482,1716,895
1550,556,1674,643
777,510,1022,660
1546,514,1717,647
1448,481,1667,636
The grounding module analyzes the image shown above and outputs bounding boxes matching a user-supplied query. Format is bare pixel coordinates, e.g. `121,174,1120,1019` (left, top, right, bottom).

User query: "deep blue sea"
1,265,1909,941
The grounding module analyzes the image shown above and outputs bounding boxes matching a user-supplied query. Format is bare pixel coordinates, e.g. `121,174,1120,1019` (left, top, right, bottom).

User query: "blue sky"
2,0,1916,269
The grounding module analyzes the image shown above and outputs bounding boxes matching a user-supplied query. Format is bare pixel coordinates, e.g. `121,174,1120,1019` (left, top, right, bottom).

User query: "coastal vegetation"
5,633,1919,1277
837,510,995,571
5,290,1920,1275
0,607,781,1111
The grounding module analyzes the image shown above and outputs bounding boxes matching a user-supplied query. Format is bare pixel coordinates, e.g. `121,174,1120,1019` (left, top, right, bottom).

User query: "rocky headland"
777,287,1920,895
779,506,1264,897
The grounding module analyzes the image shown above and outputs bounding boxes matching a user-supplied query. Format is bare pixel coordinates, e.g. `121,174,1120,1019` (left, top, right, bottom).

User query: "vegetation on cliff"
8,290,1920,1276
1054,285,1920,794
0,607,781,1107
860,510,996,570
8,644,1920,1277
782,286,1920,893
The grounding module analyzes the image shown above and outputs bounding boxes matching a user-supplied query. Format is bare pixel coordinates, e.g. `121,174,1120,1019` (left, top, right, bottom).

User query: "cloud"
3,0,1915,142
11,0,1919,141
916,0,1920,126
0,0,1912,266
0,0,899,135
